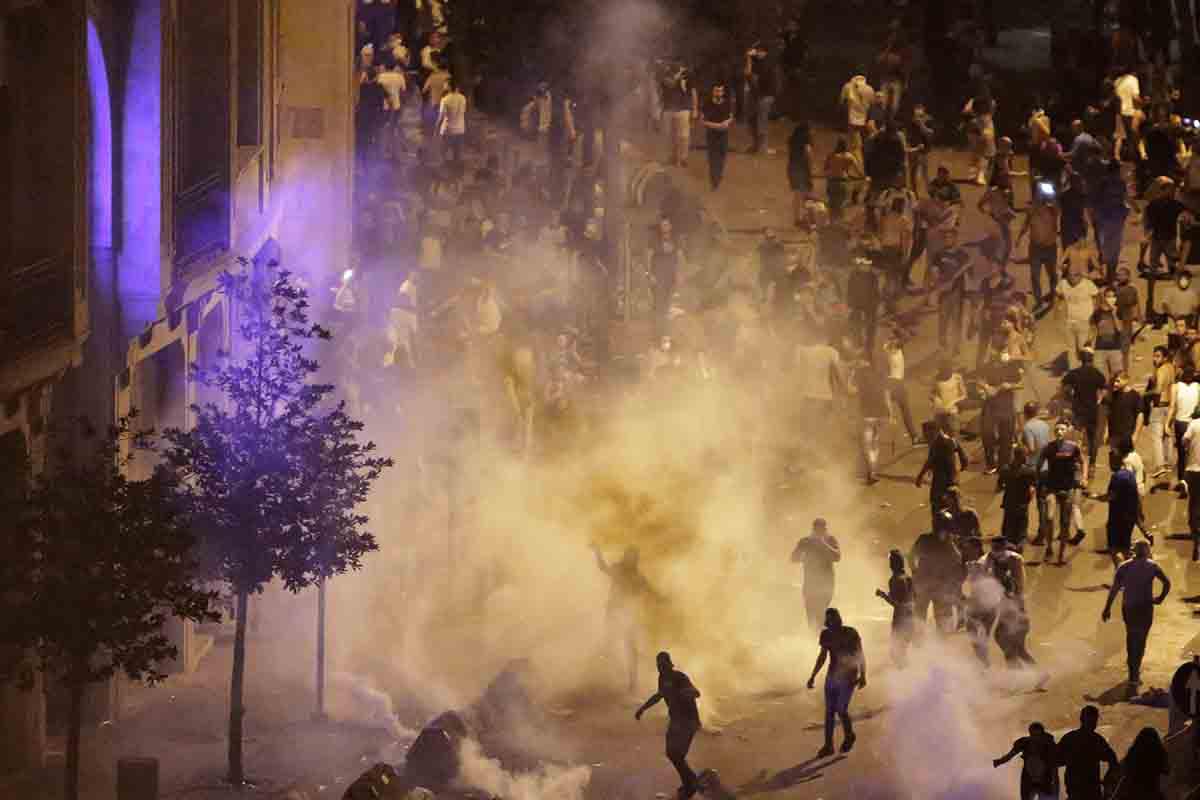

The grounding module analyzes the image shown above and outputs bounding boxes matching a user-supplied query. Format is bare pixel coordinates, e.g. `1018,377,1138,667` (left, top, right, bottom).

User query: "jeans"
1095,218,1125,281
849,305,878,356
1122,604,1153,682
1065,320,1091,369
885,377,917,440
752,95,776,153
1148,237,1178,273
1050,488,1075,541
939,293,964,356
1095,348,1124,381
666,720,700,792
823,678,856,745
1079,416,1099,469
1148,405,1173,472
1029,243,1058,306
706,129,728,189
981,407,1015,469
1002,505,1030,547
443,132,465,163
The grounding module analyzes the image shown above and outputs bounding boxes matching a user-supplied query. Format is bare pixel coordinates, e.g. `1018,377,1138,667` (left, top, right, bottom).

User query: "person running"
910,513,964,634
986,538,1040,676
806,608,866,758
916,419,969,525
1056,706,1119,800
636,652,702,799
1102,541,1171,687
792,518,842,631
876,549,916,667
1037,419,1089,565
594,546,656,692
993,722,1060,800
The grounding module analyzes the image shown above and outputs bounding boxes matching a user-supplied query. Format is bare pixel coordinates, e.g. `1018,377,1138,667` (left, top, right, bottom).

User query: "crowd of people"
330,0,1200,797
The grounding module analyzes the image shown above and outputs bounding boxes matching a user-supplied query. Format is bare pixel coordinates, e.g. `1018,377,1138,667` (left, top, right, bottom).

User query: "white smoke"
456,738,591,800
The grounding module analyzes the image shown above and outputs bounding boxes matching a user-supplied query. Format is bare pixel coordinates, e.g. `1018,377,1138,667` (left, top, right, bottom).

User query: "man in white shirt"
1056,266,1099,369
839,74,875,161
377,64,407,154
437,77,468,163
794,336,847,416
1113,67,1140,159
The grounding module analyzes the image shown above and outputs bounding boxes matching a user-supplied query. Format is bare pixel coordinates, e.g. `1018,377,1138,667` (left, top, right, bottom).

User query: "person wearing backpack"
994,721,1061,800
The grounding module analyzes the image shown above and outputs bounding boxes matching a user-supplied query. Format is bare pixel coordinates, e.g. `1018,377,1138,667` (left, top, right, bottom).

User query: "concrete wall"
276,0,355,286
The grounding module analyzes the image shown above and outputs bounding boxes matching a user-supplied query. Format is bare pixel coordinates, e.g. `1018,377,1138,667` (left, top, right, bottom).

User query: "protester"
999,444,1037,549
993,722,1060,800
1056,706,1119,800
1102,541,1171,687
788,123,815,226
1113,727,1169,800
1037,419,1089,564
807,608,866,757
701,83,735,190
593,546,655,692
910,512,964,633
636,652,702,799
791,518,842,631
876,549,916,667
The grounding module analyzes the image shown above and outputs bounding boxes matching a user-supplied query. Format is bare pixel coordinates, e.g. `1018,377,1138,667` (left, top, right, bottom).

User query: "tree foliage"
0,417,218,800
0,417,217,687
161,260,390,783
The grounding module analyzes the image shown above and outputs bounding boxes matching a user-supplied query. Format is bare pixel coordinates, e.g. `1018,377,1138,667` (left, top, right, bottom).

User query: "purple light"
87,18,113,249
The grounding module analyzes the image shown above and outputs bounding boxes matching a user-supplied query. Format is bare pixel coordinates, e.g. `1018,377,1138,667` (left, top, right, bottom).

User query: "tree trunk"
314,577,327,721
64,681,84,800
227,589,250,785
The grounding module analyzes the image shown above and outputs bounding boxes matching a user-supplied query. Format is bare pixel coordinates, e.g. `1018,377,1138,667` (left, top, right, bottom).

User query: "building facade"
1,0,356,775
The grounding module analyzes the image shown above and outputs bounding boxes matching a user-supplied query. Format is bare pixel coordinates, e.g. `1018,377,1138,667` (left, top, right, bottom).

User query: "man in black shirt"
1145,182,1185,275
847,255,881,356
1037,420,1088,564
1056,705,1118,800
636,652,702,798
909,514,964,633
979,349,1025,473
701,84,734,190
806,608,866,758
916,421,969,525
998,444,1037,548
1062,349,1108,473
1105,372,1143,472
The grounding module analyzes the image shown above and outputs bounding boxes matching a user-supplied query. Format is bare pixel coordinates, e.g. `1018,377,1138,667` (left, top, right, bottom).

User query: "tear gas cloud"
224,0,1119,795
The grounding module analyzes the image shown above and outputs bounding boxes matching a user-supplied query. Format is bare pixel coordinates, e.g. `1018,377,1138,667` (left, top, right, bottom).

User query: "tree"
0,418,217,800
162,261,389,783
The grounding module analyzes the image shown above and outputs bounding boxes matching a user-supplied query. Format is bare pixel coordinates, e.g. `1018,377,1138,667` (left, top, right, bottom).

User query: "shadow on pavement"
1084,682,1138,706
736,755,845,795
